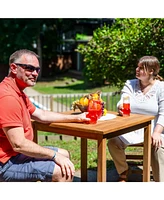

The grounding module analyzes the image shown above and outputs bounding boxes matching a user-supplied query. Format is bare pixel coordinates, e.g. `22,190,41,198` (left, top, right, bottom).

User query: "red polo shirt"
0,77,36,163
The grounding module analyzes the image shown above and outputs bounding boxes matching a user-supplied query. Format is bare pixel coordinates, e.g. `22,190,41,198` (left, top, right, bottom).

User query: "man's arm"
3,126,75,176
3,126,55,158
31,107,90,123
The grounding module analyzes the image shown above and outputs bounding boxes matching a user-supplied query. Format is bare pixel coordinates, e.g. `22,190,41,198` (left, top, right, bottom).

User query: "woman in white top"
108,56,164,182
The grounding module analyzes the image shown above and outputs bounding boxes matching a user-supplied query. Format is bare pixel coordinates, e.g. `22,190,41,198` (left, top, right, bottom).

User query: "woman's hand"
152,124,164,150
118,104,124,116
152,132,163,150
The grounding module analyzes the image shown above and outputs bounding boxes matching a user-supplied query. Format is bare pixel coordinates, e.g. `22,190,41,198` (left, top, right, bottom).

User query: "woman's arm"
152,82,164,148
117,79,135,115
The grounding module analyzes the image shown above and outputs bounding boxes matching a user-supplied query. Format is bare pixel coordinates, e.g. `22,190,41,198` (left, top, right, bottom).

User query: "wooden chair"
126,143,153,179
126,143,143,174
126,143,143,162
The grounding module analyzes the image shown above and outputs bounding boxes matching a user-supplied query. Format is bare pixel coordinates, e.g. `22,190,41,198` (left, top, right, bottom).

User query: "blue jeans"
0,146,58,182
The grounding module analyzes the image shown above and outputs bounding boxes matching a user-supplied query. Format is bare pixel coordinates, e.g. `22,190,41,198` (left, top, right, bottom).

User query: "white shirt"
117,79,164,145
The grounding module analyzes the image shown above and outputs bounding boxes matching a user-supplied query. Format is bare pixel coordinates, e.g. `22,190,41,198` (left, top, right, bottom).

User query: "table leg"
143,122,151,182
32,122,38,144
97,138,106,182
81,138,87,181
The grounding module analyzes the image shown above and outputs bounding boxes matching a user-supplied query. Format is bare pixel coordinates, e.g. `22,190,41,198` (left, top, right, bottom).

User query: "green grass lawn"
34,76,119,94
39,138,114,170
38,132,143,171
34,76,121,111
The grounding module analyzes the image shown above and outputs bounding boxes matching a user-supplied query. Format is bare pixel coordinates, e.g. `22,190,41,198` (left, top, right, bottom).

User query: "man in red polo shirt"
0,49,90,182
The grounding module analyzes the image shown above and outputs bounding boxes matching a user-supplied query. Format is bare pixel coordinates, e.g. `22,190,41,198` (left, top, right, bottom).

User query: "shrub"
77,18,164,88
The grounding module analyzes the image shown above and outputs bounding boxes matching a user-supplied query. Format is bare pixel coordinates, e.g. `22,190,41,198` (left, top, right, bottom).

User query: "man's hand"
76,112,91,123
54,152,75,177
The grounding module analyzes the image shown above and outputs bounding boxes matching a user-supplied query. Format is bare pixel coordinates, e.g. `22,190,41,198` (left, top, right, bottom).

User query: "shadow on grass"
53,82,94,91
73,160,118,182
73,159,147,182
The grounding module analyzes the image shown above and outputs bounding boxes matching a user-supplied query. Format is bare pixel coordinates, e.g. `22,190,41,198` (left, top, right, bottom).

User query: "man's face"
11,54,40,89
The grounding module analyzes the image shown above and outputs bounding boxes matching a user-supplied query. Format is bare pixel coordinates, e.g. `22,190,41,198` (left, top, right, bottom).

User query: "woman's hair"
138,56,163,81
9,49,39,65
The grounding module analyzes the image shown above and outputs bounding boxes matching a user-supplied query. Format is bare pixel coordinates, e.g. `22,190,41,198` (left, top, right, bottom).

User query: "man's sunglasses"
14,63,41,73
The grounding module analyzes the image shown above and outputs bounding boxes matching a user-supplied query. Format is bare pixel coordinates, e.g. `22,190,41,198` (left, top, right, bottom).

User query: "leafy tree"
0,18,78,78
77,18,164,88
0,19,41,63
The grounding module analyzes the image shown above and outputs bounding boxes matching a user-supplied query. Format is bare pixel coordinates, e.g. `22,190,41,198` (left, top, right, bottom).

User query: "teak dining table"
32,111,155,182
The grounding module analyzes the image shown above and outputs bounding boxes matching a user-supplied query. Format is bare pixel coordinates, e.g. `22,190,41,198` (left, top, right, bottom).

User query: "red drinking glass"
121,96,131,116
122,102,130,116
86,99,102,124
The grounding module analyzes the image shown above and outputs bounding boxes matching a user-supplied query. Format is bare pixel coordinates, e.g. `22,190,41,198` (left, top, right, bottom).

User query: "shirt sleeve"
117,79,136,108
0,91,36,128
0,95,24,127
156,82,164,127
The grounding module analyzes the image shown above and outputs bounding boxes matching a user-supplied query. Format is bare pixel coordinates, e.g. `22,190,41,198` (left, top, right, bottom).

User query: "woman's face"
135,64,151,80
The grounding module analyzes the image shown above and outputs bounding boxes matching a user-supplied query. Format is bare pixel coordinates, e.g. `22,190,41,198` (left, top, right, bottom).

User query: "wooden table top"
34,111,155,140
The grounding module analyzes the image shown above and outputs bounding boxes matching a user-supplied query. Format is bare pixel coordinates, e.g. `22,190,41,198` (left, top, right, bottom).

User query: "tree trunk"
37,35,42,80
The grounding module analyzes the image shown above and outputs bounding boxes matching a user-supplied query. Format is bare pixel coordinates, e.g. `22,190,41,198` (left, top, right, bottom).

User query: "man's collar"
3,77,25,96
